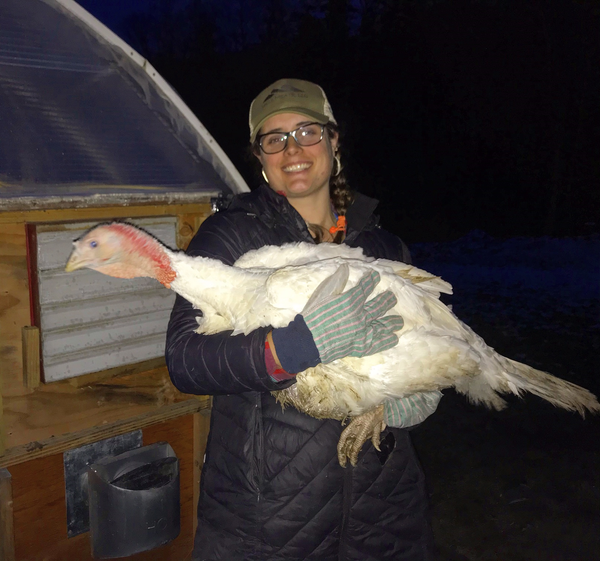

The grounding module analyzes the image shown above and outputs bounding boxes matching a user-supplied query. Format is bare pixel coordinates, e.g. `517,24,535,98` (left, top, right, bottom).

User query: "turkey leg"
337,405,386,467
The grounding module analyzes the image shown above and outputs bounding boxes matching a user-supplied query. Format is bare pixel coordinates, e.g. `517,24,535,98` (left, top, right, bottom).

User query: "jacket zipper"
255,397,264,495
254,394,264,555
338,465,353,560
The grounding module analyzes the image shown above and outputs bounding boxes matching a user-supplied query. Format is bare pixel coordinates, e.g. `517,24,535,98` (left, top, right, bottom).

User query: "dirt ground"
410,295,600,561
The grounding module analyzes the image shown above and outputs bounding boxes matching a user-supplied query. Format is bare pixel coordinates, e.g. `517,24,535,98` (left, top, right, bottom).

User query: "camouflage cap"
249,78,337,142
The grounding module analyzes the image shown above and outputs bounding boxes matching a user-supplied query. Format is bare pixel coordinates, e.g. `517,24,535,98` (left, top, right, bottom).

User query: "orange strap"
329,215,347,235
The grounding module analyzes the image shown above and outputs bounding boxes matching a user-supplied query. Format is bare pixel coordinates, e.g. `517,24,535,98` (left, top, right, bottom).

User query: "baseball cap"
249,78,337,142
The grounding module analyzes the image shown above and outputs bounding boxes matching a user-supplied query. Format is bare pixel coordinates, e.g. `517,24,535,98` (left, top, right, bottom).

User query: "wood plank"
4,366,184,449
12,448,89,560
0,394,3,457
0,223,31,401
21,327,40,389
68,357,166,388
177,213,209,250
0,207,210,399
0,191,216,214
0,398,208,469
0,468,15,561
0,204,212,225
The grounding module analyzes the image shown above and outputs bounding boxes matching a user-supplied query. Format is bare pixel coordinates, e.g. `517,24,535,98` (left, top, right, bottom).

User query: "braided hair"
326,123,354,243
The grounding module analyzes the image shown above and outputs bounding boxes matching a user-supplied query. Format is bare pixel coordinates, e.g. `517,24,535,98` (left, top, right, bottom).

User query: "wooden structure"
0,190,217,560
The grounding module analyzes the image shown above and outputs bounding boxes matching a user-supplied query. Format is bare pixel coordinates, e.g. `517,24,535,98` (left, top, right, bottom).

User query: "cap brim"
250,109,331,143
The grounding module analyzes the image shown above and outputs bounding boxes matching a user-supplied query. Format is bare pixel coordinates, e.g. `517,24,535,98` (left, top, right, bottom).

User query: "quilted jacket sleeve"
165,213,295,396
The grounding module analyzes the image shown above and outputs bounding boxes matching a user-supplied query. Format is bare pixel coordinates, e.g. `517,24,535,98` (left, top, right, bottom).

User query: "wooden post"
21,326,40,389
0,393,4,457
177,214,207,250
0,468,15,561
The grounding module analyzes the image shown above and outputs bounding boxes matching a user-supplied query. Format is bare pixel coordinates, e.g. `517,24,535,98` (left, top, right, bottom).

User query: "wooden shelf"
0,394,209,468
1,365,210,466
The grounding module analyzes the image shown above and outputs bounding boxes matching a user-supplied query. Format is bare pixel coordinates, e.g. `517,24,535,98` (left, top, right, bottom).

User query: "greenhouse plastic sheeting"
0,0,240,197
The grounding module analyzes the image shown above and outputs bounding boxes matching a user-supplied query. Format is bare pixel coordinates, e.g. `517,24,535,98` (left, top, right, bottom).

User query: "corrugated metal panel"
37,217,177,382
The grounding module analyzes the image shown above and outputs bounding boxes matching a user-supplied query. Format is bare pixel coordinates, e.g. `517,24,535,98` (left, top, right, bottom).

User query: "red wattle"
110,223,176,286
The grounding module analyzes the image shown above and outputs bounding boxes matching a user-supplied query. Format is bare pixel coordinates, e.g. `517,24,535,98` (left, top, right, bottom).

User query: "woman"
166,78,440,561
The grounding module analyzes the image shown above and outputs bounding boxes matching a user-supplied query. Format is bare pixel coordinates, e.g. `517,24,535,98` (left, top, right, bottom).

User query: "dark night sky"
77,0,149,35
74,0,599,242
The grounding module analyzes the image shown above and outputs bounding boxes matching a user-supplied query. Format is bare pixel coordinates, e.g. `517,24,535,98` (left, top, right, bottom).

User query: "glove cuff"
384,391,443,428
271,314,321,374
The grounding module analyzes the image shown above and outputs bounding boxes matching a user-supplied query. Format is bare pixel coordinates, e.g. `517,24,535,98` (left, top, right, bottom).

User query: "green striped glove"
384,391,443,428
303,270,404,364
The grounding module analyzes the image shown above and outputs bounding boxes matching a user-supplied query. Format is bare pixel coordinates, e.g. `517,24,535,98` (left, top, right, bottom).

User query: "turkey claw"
337,405,386,467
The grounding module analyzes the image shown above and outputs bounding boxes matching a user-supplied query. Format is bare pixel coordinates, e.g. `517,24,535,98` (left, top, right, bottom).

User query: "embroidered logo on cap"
264,84,304,103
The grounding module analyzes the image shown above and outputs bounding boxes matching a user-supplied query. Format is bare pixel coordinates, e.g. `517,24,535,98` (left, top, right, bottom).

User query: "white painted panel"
37,217,179,382
43,334,168,382
43,310,172,357
39,269,162,305
40,289,175,330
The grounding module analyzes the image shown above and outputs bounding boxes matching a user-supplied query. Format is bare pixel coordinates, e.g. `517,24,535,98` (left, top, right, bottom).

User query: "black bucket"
88,441,180,559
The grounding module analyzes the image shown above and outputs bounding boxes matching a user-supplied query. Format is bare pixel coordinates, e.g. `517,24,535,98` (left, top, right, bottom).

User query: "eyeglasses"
257,123,325,154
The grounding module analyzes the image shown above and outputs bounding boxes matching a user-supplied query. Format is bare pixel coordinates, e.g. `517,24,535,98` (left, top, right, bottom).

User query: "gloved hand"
304,270,403,363
336,392,443,467
271,270,403,374
384,391,443,428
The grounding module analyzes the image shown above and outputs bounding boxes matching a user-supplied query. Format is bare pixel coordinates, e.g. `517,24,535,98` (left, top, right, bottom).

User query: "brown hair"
308,123,354,244
326,123,354,216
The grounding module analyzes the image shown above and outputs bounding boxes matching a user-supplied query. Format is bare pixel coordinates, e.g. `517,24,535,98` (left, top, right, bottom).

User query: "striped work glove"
304,270,403,363
384,391,443,428
271,270,404,375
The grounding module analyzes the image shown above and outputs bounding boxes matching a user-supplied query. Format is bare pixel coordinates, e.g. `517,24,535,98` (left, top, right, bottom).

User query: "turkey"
65,222,599,429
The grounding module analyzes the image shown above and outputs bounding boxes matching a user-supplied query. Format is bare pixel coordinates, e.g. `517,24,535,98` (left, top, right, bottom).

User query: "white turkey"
65,222,599,431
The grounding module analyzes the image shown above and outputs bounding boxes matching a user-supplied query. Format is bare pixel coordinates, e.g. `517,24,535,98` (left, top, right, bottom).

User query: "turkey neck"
168,252,269,318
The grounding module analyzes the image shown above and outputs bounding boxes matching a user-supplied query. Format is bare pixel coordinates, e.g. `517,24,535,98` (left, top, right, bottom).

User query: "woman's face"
256,112,338,201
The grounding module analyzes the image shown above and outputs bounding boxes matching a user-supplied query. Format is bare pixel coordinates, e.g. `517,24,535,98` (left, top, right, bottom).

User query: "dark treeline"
124,0,599,242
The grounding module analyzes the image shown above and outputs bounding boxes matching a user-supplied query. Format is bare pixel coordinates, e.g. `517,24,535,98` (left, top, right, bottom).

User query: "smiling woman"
165,78,441,561
256,113,338,211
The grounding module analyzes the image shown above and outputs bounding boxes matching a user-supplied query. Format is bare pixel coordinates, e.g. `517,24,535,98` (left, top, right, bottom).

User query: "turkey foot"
337,405,386,467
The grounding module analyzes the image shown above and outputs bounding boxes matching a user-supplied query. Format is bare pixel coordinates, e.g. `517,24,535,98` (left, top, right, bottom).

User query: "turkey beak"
65,244,85,272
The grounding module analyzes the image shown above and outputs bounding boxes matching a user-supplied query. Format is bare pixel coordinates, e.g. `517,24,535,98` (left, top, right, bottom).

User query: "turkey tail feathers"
460,356,600,417
501,359,600,417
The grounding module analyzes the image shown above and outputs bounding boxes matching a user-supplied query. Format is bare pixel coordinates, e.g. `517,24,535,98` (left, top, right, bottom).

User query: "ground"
408,233,600,561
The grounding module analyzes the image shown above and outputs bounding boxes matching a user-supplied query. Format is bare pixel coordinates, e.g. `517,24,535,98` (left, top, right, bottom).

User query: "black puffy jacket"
166,185,435,561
